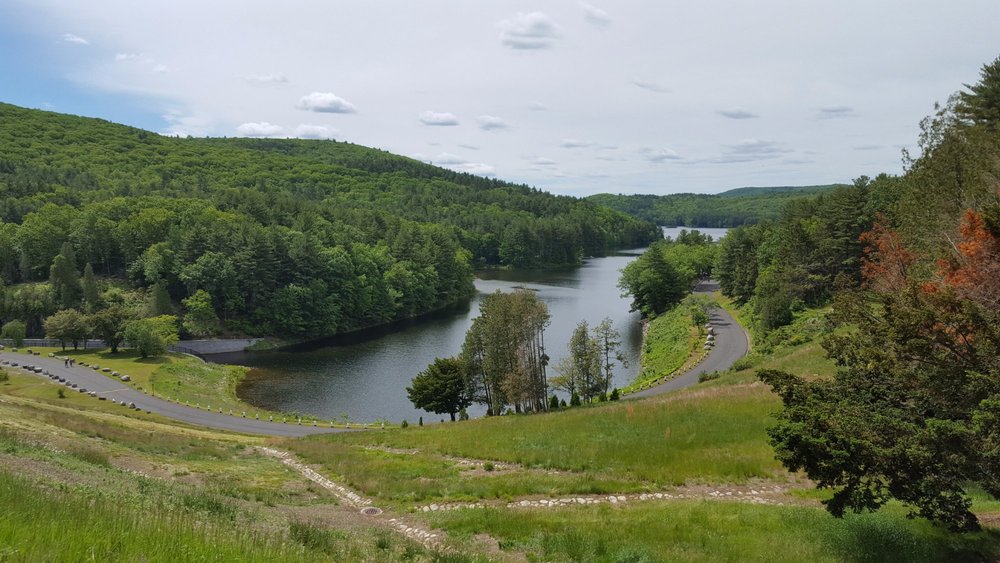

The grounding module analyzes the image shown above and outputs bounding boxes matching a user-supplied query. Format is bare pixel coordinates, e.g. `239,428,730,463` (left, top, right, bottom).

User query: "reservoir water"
227,226,728,423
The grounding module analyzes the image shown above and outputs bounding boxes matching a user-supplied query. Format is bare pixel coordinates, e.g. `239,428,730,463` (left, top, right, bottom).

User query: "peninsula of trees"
0,103,659,340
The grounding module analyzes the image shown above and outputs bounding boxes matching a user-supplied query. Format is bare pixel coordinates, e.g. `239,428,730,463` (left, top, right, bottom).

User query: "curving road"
0,352,349,437
628,280,750,399
2,281,747,434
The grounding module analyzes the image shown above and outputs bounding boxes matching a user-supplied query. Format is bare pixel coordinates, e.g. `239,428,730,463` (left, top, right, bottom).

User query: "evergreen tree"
49,242,81,309
956,54,1000,128
147,281,174,316
81,262,100,313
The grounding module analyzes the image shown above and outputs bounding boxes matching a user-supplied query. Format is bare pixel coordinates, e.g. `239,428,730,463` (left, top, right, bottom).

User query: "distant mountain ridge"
587,184,846,227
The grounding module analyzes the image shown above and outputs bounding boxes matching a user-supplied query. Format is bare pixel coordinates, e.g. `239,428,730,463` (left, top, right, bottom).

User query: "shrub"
698,371,721,383
401,420,409,428
609,388,620,401
549,394,560,409
570,392,581,407
483,462,495,472
57,388,66,399
0,370,8,383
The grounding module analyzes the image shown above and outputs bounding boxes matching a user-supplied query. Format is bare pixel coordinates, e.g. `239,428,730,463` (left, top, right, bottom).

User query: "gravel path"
1,352,348,437
628,280,750,399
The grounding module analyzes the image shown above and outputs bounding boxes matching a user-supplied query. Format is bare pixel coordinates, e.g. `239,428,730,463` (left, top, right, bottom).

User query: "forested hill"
588,184,845,227
0,102,659,338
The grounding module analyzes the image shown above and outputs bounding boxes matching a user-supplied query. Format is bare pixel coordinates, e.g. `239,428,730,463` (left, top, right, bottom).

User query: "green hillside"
0,103,659,338
588,184,845,227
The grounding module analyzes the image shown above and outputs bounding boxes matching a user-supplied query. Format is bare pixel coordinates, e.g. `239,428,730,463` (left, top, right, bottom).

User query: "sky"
2,1,999,196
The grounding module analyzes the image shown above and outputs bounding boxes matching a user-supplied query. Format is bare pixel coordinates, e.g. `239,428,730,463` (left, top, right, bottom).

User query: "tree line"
739,57,1000,531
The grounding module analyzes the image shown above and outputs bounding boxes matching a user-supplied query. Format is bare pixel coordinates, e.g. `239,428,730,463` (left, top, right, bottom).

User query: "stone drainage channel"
256,447,445,550
417,486,791,513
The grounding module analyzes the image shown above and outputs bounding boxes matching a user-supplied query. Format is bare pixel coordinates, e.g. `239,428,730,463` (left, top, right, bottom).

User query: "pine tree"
147,281,174,316
81,262,100,313
957,55,1000,128
49,242,81,309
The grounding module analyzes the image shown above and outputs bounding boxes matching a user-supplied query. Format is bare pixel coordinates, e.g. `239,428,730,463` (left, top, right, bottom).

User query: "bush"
549,394,560,409
570,392,581,407
1,320,26,347
401,419,409,428
57,388,65,399
730,355,759,372
698,371,721,383
0,370,8,383
483,462,495,472
609,388,620,401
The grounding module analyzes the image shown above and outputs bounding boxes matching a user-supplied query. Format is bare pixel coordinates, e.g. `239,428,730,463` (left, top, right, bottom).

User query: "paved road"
628,280,750,399
0,352,349,438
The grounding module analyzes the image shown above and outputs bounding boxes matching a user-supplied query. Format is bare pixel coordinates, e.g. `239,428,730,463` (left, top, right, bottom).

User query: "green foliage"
956,54,1000,127
461,290,550,415
407,357,473,422
589,185,843,227
43,309,89,349
619,235,717,317
761,278,1000,531
551,320,601,402
1,319,26,346
0,102,659,340
87,304,132,353
48,242,81,309
146,281,173,317
181,289,220,337
124,315,179,358
80,262,99,312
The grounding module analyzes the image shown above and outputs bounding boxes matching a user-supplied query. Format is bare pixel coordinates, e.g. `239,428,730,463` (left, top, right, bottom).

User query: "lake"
225,226,728,423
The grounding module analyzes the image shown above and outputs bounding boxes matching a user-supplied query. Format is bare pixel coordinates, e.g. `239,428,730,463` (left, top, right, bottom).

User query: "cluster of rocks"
704,323,716,350
417,488,787,513
386,518,441,548
257,447,371,508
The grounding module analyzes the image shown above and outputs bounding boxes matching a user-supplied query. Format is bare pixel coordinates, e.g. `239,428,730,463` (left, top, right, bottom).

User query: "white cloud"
295,124,339,139
236,122,285,137
531,157,558,166
640,147,682,162
152,64,168,73
414,152,495,176
633,80,669,93
458,144,480,150
161,109,213,137
451,162,496,176
296,92,357,113
245,73,289,85
853,144,883,151
819,105,856,118
581,3,611,26
419,110,459,126
717,109,758,119
560,139,592,148
477,114,507,130
498,12,561,50
528,101,548,111
115,52,149,62
431,152,467,165
711,138,791,163
62,33,88,45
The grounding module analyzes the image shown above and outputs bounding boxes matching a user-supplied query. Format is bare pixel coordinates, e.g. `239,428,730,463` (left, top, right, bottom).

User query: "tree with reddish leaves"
760,205,1000,531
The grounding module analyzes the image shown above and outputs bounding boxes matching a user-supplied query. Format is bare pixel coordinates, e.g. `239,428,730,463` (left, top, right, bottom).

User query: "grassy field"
426,501,1000,562
0,368,480,561
627,305,702,391
7,347,303,420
